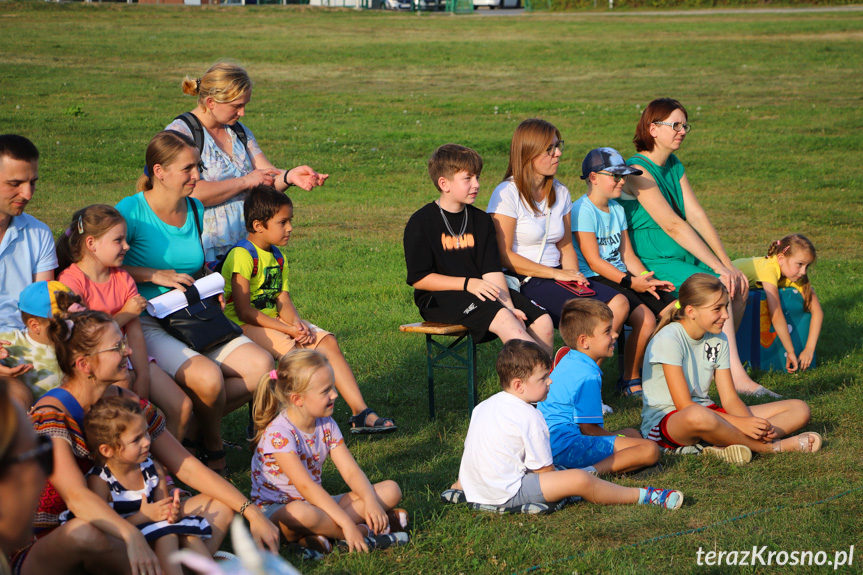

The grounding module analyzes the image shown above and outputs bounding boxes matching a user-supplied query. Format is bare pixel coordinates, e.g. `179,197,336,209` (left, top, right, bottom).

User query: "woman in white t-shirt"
487,119,629,329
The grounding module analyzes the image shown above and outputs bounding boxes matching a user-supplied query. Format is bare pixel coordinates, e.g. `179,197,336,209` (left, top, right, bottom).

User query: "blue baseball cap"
18,281,72,319
580,147,643,180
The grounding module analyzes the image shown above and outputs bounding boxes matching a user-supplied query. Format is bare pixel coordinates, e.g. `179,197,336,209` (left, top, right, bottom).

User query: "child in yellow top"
733,234,822,373
220,185,395,434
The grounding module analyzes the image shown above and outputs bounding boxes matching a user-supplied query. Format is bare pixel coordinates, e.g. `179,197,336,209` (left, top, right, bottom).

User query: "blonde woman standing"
166,62,328,265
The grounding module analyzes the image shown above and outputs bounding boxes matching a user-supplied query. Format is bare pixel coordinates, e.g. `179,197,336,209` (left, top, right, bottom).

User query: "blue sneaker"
639,487,684,510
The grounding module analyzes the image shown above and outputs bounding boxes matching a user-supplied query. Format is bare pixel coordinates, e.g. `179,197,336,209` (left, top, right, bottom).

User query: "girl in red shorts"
639,274,821,464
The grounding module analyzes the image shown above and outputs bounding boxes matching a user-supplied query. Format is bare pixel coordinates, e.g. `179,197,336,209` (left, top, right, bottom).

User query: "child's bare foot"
773,432,822,453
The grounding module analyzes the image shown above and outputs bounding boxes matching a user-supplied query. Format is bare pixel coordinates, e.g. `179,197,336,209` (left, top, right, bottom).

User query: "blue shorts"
552,434,617,469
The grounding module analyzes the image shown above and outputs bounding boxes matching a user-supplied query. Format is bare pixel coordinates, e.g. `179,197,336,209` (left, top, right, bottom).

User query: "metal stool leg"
426,334,436,419
467,334,477,412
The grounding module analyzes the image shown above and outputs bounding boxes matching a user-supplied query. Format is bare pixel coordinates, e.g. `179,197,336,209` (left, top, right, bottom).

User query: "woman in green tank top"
619,98,775,398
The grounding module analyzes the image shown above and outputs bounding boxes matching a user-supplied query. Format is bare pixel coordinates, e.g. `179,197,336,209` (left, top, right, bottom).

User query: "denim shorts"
259,493,346,519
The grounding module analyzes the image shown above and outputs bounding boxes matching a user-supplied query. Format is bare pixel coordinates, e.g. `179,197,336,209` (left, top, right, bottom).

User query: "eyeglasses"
6,435,54,476
653,121,692,133
597,171,626,183
545,140,565,156
89,335,128,356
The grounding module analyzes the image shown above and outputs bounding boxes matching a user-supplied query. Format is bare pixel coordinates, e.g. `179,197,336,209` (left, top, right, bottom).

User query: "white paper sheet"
146,273,226,319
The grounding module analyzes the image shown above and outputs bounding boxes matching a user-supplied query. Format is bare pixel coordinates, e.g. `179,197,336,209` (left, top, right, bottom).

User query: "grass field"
3,2,863,573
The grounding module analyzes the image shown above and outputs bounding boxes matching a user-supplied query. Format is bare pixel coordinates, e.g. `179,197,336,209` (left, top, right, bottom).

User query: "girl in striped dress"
82,396,212,575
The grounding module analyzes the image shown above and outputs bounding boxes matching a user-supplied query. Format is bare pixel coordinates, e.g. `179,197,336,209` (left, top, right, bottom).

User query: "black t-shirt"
403,202,502,307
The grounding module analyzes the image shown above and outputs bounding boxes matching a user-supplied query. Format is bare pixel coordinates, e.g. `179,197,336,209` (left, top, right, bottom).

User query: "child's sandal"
617,378,643,398
348,408,397,435
773,432,822,453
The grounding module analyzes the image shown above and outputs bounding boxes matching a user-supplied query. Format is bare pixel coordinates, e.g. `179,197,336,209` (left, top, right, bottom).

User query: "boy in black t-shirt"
403,144,554,355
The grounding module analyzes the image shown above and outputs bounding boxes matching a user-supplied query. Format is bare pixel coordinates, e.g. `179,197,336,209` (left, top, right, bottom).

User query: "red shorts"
646,403,727,449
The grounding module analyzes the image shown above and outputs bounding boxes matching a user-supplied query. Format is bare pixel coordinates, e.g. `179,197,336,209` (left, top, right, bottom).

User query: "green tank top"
621,153,686,231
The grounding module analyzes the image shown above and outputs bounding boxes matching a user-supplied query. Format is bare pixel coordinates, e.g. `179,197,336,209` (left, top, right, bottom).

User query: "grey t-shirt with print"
641,322,730,437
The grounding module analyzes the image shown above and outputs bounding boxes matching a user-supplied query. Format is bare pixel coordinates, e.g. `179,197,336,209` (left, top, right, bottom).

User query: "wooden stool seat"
399,322,478,419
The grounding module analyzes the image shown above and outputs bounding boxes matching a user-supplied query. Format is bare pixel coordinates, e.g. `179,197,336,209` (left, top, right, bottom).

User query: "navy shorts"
589,275,677,318
520,275,623,327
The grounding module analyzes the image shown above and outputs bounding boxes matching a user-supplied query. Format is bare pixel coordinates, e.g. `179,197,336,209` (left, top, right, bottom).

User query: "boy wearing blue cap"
0,281,82,406
571,147,677,397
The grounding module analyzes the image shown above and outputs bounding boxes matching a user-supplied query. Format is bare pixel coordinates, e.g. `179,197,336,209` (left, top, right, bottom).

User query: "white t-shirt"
486,179,573,269
571,195,628,278
640,322,731,437
459,391,553,505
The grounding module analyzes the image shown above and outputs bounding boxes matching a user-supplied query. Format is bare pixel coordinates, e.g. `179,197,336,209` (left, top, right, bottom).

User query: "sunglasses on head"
6,435,54,476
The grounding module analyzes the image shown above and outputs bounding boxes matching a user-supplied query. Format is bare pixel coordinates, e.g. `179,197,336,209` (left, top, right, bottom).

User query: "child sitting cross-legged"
250,350,408,557
538,299,661,475
220,185,395,434
403,143,554,357
79,396,212,575
451,339,684,511
641,273,821,463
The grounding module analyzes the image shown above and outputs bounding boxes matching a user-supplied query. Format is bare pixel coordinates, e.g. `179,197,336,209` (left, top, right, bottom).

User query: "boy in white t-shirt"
451,339,684,510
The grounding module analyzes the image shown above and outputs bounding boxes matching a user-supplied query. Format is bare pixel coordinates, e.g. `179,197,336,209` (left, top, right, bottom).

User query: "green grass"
3,2,863,573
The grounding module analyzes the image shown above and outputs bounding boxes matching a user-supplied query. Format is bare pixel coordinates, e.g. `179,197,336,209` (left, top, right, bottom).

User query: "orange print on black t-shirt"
441,232,475,251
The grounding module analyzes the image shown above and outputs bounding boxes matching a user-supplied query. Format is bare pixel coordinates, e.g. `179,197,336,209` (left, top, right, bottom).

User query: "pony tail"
181,76,200,97
766,239,781,258
55,228,76,276
251,372,281,447
652,305,685,338
46,313,73,351
136,172,153,192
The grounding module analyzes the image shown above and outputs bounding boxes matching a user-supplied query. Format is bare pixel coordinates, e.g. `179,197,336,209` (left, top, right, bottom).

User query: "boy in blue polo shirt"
538,299,660,474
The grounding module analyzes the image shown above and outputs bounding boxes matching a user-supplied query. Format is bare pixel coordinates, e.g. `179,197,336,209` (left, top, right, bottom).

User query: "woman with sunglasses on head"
1,377,51,575
488,119,630,335
621,98,772,397
9,311,279,575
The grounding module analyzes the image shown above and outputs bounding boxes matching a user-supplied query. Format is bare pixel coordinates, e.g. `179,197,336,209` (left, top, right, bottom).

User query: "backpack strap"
173,114,251,176
174,113,206,174
235,239,261,277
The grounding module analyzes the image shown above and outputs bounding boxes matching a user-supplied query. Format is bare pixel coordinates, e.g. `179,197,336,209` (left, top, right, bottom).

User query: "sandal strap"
348,407,376,428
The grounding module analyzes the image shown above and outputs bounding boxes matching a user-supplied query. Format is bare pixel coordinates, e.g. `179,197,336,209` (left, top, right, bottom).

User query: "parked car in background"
473,0,519,8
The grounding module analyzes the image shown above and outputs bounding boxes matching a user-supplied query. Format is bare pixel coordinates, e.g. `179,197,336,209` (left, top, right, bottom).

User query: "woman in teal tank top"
619,98,775,397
